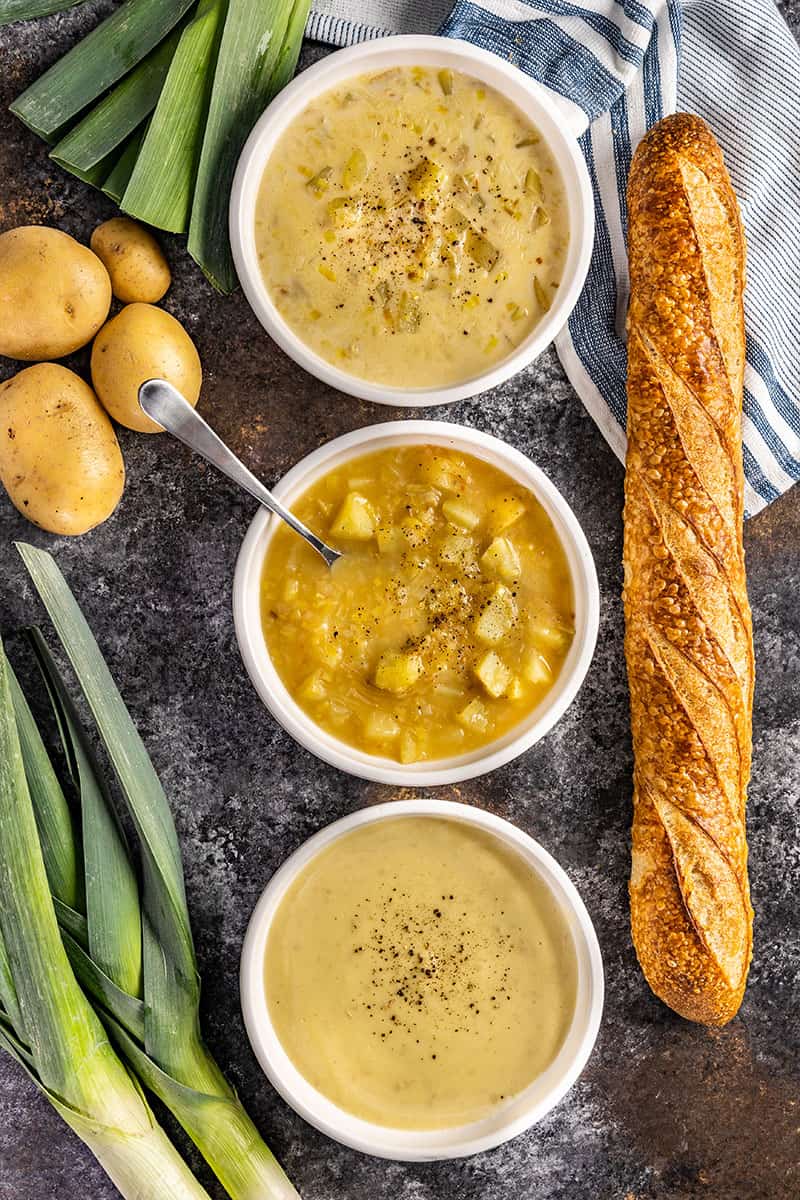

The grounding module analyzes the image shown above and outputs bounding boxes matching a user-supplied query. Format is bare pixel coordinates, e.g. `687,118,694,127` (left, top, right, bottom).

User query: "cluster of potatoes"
0,219,202,536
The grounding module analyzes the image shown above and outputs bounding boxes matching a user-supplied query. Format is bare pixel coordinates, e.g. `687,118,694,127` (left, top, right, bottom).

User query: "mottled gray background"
0,5,798,1199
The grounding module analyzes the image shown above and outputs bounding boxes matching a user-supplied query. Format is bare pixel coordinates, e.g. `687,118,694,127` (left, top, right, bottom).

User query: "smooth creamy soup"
264,817,578,1129
255,66,569,387
260,445,575,763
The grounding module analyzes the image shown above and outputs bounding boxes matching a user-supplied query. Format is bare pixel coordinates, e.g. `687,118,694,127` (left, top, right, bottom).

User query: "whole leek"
0,642,212,1200
15,543,300,1200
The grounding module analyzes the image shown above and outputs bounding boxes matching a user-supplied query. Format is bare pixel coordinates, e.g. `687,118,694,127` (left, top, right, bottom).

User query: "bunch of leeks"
1,542,300,1200
6,0,311,291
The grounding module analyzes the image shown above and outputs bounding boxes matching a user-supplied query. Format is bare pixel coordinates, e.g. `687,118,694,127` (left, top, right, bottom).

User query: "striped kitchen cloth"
306,0,800,516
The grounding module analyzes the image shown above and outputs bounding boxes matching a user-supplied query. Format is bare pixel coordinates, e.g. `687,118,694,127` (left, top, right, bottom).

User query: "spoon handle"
138,379,340,567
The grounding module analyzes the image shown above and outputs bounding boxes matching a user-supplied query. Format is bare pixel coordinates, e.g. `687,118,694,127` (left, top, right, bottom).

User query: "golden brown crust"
623,114,754,1026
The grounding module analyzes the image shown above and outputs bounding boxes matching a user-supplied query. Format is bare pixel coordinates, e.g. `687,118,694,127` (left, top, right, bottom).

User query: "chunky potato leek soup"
260,445,575,762
265,817,578,1128
255,66,569,387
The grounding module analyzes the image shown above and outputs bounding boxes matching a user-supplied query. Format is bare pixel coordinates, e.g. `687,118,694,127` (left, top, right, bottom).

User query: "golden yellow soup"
265,817,578,1129
260,445,575,763
255,66,569,387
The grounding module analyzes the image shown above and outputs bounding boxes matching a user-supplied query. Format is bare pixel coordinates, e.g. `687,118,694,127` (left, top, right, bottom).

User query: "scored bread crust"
623,113,754,1026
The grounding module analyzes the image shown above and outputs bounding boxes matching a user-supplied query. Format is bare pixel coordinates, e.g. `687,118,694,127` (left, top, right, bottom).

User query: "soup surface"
255,66,569,387
260,445,575,763
264,817,578,1129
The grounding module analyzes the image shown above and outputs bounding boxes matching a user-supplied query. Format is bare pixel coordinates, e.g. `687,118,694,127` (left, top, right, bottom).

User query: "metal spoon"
138,379,341,568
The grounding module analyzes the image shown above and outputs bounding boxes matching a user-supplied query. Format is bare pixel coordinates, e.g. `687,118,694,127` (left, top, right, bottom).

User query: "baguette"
623,114,754,1026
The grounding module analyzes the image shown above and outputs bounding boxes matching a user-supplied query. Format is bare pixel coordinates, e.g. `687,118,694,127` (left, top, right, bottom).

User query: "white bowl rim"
229,34,595,407
232,419,600,786
240,797,604,1161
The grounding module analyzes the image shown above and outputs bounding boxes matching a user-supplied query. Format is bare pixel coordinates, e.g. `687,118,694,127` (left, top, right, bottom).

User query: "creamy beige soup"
255,66,569,387
264,817,578,1129
260,445,575,763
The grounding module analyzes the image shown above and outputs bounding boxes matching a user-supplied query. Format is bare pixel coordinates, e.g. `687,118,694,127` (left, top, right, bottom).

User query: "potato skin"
90,217,171,304
0,364,125,535
91,303,201,434
0,226,112,361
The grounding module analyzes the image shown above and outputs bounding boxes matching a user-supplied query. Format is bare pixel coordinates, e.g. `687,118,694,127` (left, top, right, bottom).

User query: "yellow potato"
0,364,124,535
90,217,171,303
91,303,202,434
0,226,112,361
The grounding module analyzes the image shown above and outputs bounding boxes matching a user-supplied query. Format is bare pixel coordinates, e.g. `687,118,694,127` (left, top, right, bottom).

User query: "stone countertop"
0,7,798,1199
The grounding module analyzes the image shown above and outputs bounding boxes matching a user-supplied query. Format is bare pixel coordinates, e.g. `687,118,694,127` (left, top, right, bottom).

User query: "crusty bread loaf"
623,113,754,1026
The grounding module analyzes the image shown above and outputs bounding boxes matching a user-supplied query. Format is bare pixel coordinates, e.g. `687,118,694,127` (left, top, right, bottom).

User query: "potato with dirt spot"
90,217,171,303
0,363,124,535
91,303,201,433
0,226,112,361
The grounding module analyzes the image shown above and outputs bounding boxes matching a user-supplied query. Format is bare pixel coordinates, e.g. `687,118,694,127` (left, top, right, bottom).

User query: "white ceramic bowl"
240,798,604,1161
229,35,594,407
233,420,599,785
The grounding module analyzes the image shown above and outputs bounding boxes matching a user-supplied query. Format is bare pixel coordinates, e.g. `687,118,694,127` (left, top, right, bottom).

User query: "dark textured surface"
0,6,799,1200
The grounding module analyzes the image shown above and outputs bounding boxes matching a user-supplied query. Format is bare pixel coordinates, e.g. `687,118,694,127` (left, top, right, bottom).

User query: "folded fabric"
306,0,800,515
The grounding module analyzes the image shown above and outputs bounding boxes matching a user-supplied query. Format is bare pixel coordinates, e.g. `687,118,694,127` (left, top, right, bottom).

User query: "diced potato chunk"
488,495,526,535
524,651,552,685
508,677,524,701
376,524,405,555
374,650,424,694
400,515,430,549
283,577,299,602
400,730,425,763
457,697,489,732
364,711,400,741
438,532,477,571
442,498,480,530
331,492,376,540
532,622,572,650
447,207,470,235
342,148,368,188
481,536,521,582
475,584,517,644
328,196,363,227
299,670,327,701
465,228,499,271
409,157,447,200
423,454,469,492
475,651,512,698
316,636,343,668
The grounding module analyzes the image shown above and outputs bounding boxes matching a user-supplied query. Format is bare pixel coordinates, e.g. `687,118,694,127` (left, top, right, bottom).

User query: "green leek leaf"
7,661,82,911
53,896,88,945
0,935,25,1041
61,929,146,1042
270,0,311,95
9,0,196,141
102,126,146,204
50,28,182,177
29,628,142,999
0,0,85,27
188,0,310,292
122,0,227,234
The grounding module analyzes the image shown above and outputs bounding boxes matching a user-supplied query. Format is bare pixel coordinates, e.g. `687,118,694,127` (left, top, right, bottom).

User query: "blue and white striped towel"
306,0,800,516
